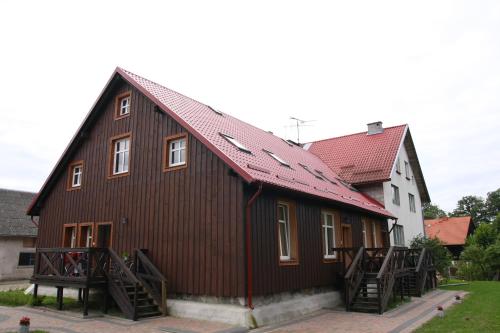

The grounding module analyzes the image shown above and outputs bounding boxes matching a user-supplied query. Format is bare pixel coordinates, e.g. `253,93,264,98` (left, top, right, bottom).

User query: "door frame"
341,223,353,248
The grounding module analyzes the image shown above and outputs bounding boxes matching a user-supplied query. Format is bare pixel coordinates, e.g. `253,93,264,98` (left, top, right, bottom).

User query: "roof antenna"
288,117,315,144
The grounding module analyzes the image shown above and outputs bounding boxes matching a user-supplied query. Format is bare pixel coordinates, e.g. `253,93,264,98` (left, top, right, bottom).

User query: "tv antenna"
287,117,316,144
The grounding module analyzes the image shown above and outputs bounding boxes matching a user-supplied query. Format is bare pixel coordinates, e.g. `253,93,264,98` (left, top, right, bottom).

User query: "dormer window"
67,161,83,190
264,150,290,167
115,92,131,119
163,133,188,171
220,133,251,153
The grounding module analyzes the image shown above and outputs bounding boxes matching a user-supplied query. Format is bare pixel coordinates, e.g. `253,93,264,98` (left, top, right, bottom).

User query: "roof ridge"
310,124,408,144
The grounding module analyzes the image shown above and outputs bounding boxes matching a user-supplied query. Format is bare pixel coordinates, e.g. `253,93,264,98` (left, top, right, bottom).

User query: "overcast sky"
1,1,499,212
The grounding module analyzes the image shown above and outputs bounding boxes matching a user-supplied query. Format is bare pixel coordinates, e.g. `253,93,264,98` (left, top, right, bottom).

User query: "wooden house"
27,68,435,327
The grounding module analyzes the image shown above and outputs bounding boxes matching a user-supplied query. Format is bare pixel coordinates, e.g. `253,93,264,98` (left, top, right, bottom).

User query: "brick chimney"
367,121,384,135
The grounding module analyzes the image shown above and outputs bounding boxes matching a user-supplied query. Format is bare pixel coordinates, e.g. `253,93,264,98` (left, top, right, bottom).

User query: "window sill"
396,171,401,175
107,172,130,180
323,257,338,264
163,163,188,173
279,259,299,266
66,186,81,192
114,113,130,121
406,176,411,181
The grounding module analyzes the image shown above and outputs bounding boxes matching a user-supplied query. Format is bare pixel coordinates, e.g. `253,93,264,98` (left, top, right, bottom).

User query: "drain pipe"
246,182,263,309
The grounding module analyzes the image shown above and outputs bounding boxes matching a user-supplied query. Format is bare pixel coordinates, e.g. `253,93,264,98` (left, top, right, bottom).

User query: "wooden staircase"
106,249,167,320
343,246,436,314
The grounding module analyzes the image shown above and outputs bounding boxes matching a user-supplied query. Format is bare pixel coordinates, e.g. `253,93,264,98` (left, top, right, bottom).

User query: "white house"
305,122,430,246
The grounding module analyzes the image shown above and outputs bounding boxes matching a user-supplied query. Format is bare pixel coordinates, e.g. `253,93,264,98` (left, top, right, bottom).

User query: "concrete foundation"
26,284,342,328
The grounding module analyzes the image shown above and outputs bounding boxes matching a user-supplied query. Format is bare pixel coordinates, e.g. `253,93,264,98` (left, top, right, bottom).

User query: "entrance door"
95,222,113,248
341,224,353,267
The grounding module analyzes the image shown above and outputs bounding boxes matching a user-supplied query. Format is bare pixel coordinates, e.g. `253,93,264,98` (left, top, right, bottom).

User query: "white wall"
0,237,35,281
383,144,425,246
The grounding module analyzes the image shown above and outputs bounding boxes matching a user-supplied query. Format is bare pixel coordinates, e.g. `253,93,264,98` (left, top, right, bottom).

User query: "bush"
409,235,452,277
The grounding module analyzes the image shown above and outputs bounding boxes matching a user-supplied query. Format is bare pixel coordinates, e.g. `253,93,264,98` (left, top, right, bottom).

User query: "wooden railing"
135,249,168,315
415,248,435,296
375,246,407,313
107,248,141,320
344,247,365,311
33,247,108,284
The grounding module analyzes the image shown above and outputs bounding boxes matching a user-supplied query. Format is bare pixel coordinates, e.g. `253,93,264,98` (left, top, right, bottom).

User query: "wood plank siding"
36,79,246,297
247,188,389,296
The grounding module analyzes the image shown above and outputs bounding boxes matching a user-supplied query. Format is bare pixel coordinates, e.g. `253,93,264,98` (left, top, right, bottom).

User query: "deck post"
32,284,38,303
83,288,89,316
78,288,83,303
103,287,109,314
57,287,63,310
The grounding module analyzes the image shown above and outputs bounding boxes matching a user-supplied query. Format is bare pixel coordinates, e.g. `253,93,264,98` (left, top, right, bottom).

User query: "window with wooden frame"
321,210,339,260
78,223,94,247
395,157,402,174
115,91,131,119
163,133,188,171
371,221,378,248
391,184,400,205
108,133,131,178
277,200,299,265
404,161,411,179
62,224,77,248
67,161,83,190
409,193,416,213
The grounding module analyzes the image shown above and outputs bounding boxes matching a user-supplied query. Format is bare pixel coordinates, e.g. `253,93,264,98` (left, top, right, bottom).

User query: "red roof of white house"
118,68,392,218
424,216,473,245
306,125,407,185
28,68,393,218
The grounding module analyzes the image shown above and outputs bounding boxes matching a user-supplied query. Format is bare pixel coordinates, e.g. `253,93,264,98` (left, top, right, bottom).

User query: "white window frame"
168,137,187,167
393,225,405,246
409,193,416,213
404,161,410,178
85,226,93,247
278,202,291,261
70,227,76,248
362,220,368,247
322,212,336,259
391,185,400,205
113,137,130,175
71,165,82,187
396,157,401,173
119,96,130,116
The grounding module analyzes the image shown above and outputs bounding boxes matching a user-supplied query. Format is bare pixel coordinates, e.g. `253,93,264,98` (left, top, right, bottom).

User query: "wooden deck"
30,247,167,320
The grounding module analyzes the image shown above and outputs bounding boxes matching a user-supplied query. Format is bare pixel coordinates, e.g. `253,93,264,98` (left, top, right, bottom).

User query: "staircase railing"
106,248,141,320
375,246,408,314
344,247,365,311
135,249,168,315
415,248,436,296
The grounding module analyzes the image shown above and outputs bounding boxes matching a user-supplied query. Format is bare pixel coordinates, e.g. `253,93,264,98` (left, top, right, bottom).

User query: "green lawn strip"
416,281,500,333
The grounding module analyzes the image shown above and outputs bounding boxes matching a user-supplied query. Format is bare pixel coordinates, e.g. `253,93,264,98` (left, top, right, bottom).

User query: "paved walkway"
0,289,466,333
254,290,467,333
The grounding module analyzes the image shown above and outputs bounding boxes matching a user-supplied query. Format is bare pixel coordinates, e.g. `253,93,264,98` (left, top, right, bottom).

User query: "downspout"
245,182,263,309
30,216,39,227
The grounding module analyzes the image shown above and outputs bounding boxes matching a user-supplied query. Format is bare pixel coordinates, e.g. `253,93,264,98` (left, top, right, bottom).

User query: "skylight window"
220,133,251,153
299,163,324,180
314,169,337,185
264,150,290,167
207,105,223,116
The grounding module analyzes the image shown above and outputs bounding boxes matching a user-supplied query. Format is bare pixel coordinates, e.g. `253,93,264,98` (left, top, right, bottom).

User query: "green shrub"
410,235,452,277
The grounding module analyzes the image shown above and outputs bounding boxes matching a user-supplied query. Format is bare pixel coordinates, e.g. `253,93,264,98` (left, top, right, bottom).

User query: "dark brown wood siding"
248,187,388,296
37,79,246,297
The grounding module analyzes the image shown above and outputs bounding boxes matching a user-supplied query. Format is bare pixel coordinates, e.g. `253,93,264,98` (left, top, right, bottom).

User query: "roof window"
207,105,223,116
264,150,290,167
220,133,251,153
299,163,324,180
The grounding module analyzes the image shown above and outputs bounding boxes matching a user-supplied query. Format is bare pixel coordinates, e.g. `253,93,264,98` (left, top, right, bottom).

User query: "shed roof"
28,68,393,219
0,188,37,237
424,216,473,246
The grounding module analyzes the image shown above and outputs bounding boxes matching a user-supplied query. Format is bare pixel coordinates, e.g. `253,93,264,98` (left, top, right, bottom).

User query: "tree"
485,241,500,280
410,235,452,277
485,188,500,221
451,195,487,224
423,202,447,219
468,223,497,249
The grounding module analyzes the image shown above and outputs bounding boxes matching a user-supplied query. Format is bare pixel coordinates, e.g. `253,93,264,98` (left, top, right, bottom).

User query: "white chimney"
367,121,384,135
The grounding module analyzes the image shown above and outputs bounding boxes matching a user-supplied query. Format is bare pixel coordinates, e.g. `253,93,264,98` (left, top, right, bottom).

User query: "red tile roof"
28,67,393,218
118,68,392,218
307,125,407,185
424,216,473,245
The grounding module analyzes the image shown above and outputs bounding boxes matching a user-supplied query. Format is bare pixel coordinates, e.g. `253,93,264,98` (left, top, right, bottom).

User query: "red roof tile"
307,125,407,185
424,216,473,245
117,68,393,218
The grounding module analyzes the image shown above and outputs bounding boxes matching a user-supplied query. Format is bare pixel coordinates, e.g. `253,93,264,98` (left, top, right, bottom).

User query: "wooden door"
95,222,113,248
341,224,353,267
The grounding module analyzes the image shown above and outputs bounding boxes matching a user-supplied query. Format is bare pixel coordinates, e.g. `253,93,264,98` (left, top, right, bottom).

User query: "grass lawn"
416,280,500,333
0,289,78,308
